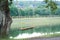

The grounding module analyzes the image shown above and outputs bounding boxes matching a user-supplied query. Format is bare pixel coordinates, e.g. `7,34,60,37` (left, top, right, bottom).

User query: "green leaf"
45,0,49,3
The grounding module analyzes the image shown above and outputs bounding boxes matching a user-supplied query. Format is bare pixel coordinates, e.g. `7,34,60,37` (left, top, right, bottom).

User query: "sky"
14,0,60,1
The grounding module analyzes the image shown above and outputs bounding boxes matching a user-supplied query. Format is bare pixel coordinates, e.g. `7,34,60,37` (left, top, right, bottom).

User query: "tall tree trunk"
0,0,12,38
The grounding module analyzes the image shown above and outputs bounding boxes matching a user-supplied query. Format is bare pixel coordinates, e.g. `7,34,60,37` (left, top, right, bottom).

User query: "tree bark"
0,0,12,38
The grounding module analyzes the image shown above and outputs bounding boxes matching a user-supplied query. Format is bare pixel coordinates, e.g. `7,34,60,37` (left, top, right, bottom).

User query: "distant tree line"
10,5,60,17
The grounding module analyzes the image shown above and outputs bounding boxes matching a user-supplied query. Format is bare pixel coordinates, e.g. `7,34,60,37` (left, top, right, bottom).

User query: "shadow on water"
9,24,60,37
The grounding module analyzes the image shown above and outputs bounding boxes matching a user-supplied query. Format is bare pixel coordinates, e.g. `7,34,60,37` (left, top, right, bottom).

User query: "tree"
0,0,12,38
45,0,57,15
10,6,18,16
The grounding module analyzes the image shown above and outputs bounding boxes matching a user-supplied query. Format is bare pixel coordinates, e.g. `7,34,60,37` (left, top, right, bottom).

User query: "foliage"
44,0,49,3
9,0,59,17
10,6,60,16
45,0,57,14
10,7,18,16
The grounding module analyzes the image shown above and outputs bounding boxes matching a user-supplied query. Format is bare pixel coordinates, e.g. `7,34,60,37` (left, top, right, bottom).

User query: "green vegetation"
9,17,60,37
8,0,60,39
45,0,57,14
9,0,60,17
10,6,60,17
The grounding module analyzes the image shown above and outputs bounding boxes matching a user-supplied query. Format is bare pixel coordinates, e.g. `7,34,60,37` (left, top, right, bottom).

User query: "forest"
10,1,60,17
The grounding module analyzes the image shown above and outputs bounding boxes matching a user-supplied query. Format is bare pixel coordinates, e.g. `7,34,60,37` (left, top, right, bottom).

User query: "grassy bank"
9,17,60,38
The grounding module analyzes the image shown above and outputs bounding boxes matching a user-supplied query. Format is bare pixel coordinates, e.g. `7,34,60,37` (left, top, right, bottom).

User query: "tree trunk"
0,0,12,38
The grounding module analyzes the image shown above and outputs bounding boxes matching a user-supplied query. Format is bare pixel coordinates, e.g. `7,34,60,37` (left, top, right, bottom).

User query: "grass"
11,17,60,29
9,17,60,39
9,24,60,37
